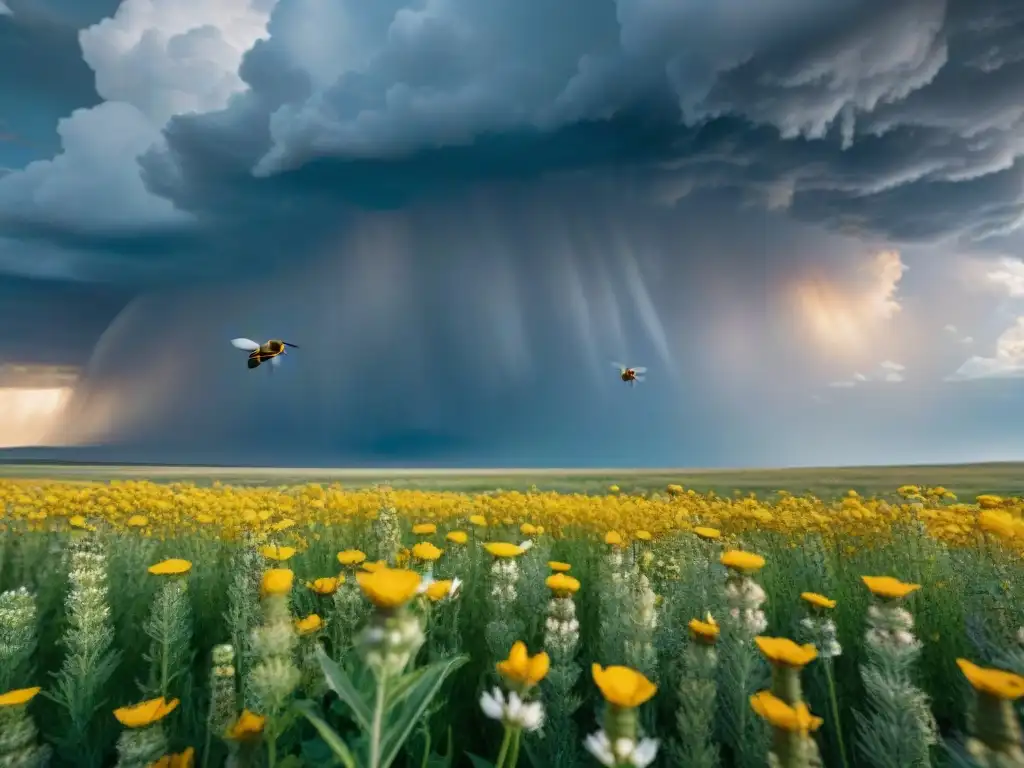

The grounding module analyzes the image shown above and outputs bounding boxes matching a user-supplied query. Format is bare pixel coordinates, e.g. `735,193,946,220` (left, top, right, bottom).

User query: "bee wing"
610,361,627,371
632,367,647,374
270,355,282,368
231,338,261,351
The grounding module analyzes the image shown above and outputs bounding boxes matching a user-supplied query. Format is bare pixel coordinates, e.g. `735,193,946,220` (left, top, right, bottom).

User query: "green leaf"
295,699,360,768
378,655,469,768
316,646,373,731
465,754,497,768
277,756,306,768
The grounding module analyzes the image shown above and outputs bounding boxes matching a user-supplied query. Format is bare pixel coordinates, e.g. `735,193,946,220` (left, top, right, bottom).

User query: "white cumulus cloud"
947,317,1024,380
986,256,1024,297
0,0,278,233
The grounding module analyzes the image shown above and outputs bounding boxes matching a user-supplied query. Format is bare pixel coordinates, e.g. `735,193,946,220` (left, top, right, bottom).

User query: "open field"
2,460,1024,498
1,472,1023,766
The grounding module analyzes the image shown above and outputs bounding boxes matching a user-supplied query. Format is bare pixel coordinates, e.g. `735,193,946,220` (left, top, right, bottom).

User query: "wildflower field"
1,477,1023,768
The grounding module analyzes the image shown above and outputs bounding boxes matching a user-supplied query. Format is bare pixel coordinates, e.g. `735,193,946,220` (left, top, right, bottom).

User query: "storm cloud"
3,0,1024,465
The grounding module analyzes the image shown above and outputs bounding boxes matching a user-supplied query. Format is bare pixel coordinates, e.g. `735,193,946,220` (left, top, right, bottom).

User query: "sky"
2,0,1024,467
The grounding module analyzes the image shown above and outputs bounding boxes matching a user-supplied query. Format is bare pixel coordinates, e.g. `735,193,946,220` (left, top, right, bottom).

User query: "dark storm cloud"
118,0,1024,263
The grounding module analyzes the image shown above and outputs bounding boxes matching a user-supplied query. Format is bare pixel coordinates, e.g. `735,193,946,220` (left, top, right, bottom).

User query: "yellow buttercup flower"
497,641,549,689
306,577,340,595
956,659,1024,700
483,542,524,558
412,523,437,535
226,710,265,741
295,614,323,635
425,580,454,601
411,541,443,562
469,514,488,527
260,545,296,561
337,550,367,566
114,697,180,728
260,568,294,597
126,514,149,528
149,746,195,768
520,523,538,536
634,529,652,541
548,561,572,572
862,576,920,600
545,573,581,596
720,550,765,573
0,687,41,707
356,567,422,609
755,637,818,668
270,518,295,532
608,485,620,493
750,691,823,733
446,530,468,544
361,560,387,573
604,530,623,546
148,559,192,576
801,592,836,610
689,614,719,643
694,526,721,540
592,664,657,708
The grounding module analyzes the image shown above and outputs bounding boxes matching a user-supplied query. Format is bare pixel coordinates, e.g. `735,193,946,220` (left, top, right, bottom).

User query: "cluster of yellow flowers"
2,479,1024,552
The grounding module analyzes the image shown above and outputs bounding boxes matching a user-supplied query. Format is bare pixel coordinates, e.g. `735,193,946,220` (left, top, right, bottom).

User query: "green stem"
824,660,849,768
507,728,522,767
201,717,213,768
369,670,388,768
160,586,171,697
267,725,277,768
495,725,513,768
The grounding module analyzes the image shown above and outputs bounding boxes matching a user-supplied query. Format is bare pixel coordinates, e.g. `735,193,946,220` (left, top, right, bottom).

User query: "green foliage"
297,647,468,768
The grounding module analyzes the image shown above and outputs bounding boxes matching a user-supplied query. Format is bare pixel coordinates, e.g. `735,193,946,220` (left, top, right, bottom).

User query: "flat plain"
2,460,1024,497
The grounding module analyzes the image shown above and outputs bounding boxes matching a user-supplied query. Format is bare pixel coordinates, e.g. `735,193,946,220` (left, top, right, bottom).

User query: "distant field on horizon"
1,461,1023,498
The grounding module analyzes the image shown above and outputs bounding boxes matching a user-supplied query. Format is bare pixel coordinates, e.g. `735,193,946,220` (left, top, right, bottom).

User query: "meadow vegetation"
0,476,1022,767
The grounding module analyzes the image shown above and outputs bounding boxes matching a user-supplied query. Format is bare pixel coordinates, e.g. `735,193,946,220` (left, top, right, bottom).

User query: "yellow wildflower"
446,530,468,544
260,569,294,597
694,526,721,540
497,641,549,689
69,515,92,530
609,485,620,493
361,560,387,573
412,523,437,535
411,542,443,561
226,710,265,741
295,614,323,635
800,592,836,610
520,523,538,536
425,580,454,601
548,561,572,572
356,567,422,609
755,637,818,668
604,531,623,546
337,550,367,566
270,518,295,532
592,664,657,708
545,573,581,596
260,545,296,561
721,550,766,573
956,659,1024,700
148,559,192,576
114,697,180,728
862,576,920,600
689,615,720,643
469,514,488,527
126,515,149,528
749,692,823,734
149,747,195,768
306,577,340,595
0,687,41,707
483,542,524,558
634,530,652,541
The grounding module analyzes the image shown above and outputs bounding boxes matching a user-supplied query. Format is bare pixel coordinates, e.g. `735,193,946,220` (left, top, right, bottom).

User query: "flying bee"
230,338,299,371
612,361,647,386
